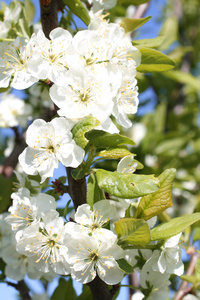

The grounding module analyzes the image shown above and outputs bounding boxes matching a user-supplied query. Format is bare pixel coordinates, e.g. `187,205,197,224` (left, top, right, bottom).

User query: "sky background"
0,0,166,299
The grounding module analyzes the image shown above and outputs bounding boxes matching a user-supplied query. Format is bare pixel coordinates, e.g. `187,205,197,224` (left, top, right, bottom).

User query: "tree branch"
39,0,65,38
6,280,31,300
173,252,200,300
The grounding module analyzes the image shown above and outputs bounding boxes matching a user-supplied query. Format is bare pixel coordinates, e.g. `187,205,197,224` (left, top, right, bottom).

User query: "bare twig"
173,253,200,300
133,3,150,19
6,280,31,300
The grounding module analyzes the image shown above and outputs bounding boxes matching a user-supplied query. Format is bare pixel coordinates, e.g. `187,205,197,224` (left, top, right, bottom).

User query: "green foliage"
118,0,150,5
0,175,13,213
63,0,90,26
132,37,165,48
86,130,136,149
72,116,100,149
150,213,200,241
51,278,77,300
137,48,175,72
134,168,176,220
163,70,200,91
114,218,150,248
96,148,133,159
24,0,35,23
87,173,105,208
120,16,151,33
117,258,134,273
96,169,159,198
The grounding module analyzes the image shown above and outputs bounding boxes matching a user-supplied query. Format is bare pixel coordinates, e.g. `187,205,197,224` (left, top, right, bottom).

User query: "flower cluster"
0,14,140,131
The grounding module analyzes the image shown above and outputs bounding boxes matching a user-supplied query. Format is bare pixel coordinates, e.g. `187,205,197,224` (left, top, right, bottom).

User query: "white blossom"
65,232,124,284
5,188,57,239
0,37,38,89
0,93,32,128
27,28,74,84
50,68,114,123
151,233,184,276
16,210,71,275
2,243,44,280
88,0,116,12
19,117,85,183
67,201,117,241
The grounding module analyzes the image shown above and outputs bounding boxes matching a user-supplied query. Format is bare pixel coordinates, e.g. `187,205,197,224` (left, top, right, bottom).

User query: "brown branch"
39,0,65,39
133,3,150,19
87,276,113,300
128,271,140,300
6,280,31,300
173,253,200,300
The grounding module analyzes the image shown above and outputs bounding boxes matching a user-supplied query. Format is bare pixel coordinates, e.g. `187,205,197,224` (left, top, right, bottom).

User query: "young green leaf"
0,175,13,213
63,0,90,26
132,36,165,48
120,16,151,33
114,218,150,247
150,213,200,241
137,48,175,72
118,0,150,5
163,70,200,90
87,173,105,208
134,168,176,220
85,130,136,149
96,169,159,198
96,148,133,159
72,116,100,149
117,258,134,273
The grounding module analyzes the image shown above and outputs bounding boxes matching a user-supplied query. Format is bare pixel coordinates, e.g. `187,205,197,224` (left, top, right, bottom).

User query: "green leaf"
0,175,13,213
117,258,134,273
63,0,90,26
51,278,77,300
24,0,35,23
96,169,159,199
132,37,165,48
77,285,93,300
120,16,151,33
193,227,200,242
97,148,132,159
163,70,200,90
150,213,200,241
86,130,136,149
158,16,178,51
71,168,85,180
87,173,105,208
137,48,175,72
114,218,150,247
180,275,197,285
134,168,176,220
118,0,150,5
72,116,100,149
63,200,72,218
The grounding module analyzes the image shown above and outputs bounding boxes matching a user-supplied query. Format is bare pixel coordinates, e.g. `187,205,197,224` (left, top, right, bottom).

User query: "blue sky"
0,0,165,299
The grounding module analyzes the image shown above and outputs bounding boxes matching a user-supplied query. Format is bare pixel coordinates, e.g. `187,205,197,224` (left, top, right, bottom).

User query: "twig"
6,280,31,300
173,253,200,300
39,0,65,39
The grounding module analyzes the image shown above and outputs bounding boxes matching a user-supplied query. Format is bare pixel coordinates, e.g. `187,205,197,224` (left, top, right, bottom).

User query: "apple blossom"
16,210,71,275
0,37,38,89
5,188,57,238
0,93,32,128
65,232,124,284
67,200,117,241
19,117,85,183
151,233,184,276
